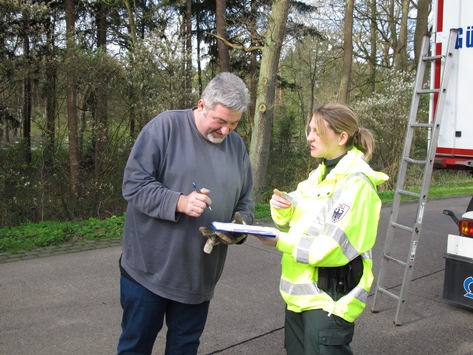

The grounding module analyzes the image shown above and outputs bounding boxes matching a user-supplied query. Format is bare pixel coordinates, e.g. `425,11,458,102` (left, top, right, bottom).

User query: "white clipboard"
210,222,276,237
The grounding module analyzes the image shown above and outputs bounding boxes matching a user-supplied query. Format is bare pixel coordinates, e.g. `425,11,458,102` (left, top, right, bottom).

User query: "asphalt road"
1,196,473,354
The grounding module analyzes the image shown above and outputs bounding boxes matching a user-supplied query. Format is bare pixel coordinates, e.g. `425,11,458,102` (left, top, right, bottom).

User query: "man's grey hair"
201,72,250,113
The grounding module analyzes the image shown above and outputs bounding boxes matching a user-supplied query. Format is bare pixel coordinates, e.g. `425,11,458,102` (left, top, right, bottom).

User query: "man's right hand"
177,188,212,217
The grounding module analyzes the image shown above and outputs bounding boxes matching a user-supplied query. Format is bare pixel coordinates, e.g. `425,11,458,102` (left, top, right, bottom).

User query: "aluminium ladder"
371,29,458,325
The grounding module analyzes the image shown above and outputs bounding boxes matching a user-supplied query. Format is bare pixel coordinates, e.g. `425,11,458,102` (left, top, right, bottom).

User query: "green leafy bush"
0,169,471,255
0,215,125,254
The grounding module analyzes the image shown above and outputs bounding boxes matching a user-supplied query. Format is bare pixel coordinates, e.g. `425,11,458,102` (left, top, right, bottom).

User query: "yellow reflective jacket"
272,147,389,322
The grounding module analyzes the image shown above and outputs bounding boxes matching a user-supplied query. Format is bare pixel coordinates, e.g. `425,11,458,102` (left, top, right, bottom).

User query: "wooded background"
0,0,431,226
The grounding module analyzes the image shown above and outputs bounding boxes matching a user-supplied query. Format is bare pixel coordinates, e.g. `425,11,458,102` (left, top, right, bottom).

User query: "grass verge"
1,171,471,254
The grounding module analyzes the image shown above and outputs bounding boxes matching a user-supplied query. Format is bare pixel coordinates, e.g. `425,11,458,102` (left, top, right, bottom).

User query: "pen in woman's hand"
193,182,212,211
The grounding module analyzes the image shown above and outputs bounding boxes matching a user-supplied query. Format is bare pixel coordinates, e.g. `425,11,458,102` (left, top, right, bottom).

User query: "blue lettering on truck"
456,26,473,49
464,276,473,299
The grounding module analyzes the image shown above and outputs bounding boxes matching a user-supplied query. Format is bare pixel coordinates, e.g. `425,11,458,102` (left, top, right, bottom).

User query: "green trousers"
284,308,355,355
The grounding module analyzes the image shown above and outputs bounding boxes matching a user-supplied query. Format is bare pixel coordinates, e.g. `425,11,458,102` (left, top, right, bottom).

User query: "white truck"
432,0,473,309
432,0,473,170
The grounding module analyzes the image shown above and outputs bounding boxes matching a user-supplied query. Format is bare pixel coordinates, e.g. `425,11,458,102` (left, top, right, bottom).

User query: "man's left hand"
199,212,247,253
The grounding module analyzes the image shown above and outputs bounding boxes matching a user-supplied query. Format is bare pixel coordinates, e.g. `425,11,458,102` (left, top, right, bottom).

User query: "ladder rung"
398,189,421,198
384,254,407,267
422,54,443,61
410,122,434,128
404,157,426,165
417,89,440,94
377,287,400,301
391,221,414,232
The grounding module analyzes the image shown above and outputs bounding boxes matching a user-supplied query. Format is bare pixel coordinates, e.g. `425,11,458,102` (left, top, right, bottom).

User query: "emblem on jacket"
332,203,350,223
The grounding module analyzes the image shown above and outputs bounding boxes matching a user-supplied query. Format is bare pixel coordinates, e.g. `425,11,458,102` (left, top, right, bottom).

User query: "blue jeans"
117,274,210,355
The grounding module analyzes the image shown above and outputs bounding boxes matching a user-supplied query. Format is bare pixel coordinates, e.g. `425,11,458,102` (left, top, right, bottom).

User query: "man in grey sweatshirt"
117,72,255,355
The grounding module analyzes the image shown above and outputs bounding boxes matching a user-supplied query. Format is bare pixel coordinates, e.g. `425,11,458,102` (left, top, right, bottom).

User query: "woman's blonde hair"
311,102,375,161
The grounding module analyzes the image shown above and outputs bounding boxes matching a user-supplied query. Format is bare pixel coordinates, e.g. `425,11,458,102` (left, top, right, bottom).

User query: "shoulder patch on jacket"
331,203,350,223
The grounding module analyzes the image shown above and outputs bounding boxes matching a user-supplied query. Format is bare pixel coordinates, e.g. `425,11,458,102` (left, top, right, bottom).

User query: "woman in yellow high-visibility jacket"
255,103,388,354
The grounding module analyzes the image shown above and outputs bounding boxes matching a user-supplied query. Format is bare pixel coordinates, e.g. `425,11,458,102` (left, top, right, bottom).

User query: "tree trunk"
308,41,319,116
388,0,397,65
123,0,137,47
94,0,108,185
414,0,431,67
180,0,193,107
394,0,409,71
45,14,57,168
248,0,258,126
66,0,79,197
123,0,139,136
368,0,377,94
216,0,231,72
45,62,57,167
22,34,32,163
338,0,354,103
22,9,32,163
129,105,136,138
196,12,203,95
249,0,290,202
185,0,193,105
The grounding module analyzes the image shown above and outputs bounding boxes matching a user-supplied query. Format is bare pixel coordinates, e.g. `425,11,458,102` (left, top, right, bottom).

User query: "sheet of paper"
210,222,276,237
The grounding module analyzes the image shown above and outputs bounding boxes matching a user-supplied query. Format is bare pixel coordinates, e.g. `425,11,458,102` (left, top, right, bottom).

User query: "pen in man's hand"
192,182,212,211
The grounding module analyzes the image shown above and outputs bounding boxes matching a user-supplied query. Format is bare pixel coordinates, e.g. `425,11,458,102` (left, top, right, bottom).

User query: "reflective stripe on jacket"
271,147,389,322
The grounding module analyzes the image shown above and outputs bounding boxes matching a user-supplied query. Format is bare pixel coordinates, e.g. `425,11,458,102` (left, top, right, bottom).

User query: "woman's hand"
250,227,279,247
270,189,292,210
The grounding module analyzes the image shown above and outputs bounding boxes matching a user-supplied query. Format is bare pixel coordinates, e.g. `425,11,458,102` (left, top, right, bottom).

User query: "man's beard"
207,132,226,144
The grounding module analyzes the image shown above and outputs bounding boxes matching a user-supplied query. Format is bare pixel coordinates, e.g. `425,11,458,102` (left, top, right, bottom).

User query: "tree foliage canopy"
0,0,429,225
